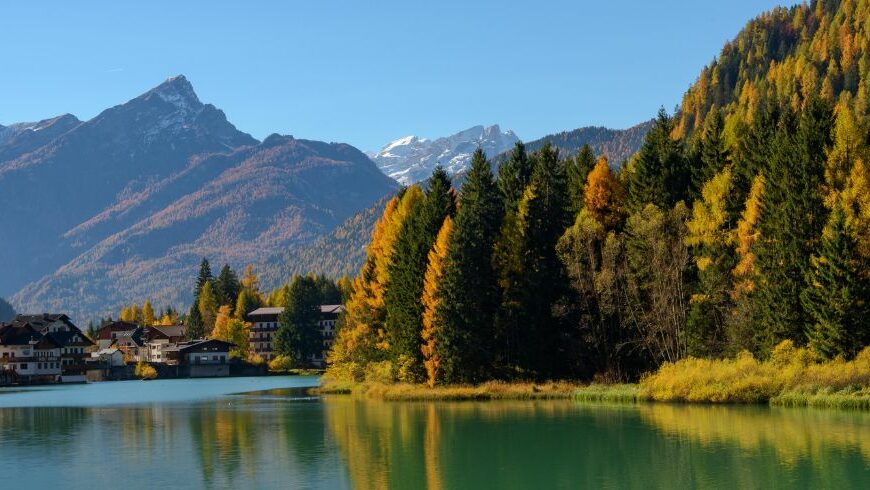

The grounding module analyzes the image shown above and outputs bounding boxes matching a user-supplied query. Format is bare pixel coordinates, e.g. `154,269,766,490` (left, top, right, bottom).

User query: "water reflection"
640,404,870,465
0,388,868,489
323,398,870,489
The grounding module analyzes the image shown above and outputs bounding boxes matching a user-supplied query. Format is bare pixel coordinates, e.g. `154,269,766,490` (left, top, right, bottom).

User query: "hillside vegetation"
323,0,870,390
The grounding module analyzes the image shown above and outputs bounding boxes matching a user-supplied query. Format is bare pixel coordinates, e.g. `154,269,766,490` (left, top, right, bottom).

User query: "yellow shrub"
134,361,157,380
268,355,293,372
640,342,870,404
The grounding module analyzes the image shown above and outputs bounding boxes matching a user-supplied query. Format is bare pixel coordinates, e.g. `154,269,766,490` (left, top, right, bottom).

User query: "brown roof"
97,321,140,340
0,323,41,345
146,325,186,340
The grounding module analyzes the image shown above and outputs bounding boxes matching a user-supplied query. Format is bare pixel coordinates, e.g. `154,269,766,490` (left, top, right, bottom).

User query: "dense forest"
325,0,870,385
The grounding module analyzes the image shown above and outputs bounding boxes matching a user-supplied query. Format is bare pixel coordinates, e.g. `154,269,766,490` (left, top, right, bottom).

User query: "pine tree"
215,264,241,308
195,258,213,295
497,142,533,212
384,168,455,381
187,258,213,339
566,144,596,215
754,98,833,353
437,149,503,383
513,144,572,377
801,207,870,359
626,108,689,210
692,108,730,197
314,275,344,304
421,216,453,387
276,276,323,367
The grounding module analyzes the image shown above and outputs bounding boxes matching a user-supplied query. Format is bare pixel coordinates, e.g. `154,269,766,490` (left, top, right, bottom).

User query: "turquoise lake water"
0,376,868,489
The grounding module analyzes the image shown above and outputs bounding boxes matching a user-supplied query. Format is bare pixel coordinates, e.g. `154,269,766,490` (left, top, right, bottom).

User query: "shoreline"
312,380,870,410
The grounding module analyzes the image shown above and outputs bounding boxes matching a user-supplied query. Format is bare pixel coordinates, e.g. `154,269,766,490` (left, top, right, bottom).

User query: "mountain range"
1,77,653,323
368,124,519,184
1,76,398,321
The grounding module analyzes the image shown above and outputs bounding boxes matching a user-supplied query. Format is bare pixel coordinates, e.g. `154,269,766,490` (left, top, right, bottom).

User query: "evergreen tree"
754,98,833,353
276,276,323,367
314,274,344,304
566,144,596,215
801,207,870,359
513,144,572,377
497,142,533,212
187,258,213,339
692,108,730,197
215,264,241,307
384,168,455,381
187,305,204,339
436,149,503,383
626,108,689,210
195,258,213,296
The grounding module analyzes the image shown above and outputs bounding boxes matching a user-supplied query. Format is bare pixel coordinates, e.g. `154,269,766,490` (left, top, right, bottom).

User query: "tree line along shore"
318,96,870,408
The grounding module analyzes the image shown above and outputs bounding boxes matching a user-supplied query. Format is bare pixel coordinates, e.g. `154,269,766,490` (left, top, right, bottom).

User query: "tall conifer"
436,149,503,383
384,168,456,380
801,207,870,359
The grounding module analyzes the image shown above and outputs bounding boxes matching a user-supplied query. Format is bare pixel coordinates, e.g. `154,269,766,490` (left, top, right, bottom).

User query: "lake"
0,377,868,489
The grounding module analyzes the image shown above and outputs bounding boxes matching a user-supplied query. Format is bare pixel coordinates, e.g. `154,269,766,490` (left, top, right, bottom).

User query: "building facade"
0,314,92,382
246,305,344,366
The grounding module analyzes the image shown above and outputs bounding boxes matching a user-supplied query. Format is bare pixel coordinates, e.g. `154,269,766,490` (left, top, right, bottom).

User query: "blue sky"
1,0,789,151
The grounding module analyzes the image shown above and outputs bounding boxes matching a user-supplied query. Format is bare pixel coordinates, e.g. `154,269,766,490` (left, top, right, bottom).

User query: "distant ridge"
3,76,397,322
369,124,519,184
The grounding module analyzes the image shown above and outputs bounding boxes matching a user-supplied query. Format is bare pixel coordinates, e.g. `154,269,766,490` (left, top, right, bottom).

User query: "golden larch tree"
420,216,453,387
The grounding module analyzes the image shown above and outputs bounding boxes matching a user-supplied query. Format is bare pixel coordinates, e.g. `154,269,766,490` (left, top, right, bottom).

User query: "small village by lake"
0,306,341,386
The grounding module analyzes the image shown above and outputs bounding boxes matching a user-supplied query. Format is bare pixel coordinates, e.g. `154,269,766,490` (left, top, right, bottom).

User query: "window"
20,364,27,370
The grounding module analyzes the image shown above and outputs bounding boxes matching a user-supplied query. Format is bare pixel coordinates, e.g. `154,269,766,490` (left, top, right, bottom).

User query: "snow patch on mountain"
369,125,519,184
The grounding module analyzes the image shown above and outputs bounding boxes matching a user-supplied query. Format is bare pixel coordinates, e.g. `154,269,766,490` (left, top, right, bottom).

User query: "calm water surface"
0,376,868,489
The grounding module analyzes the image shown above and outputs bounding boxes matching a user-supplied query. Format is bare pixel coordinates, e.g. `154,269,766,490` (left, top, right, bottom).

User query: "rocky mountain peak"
370,124,519,184
146,75,202,111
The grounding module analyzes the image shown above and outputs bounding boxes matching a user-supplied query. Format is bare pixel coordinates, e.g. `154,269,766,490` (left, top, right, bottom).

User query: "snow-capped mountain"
369,124,519,184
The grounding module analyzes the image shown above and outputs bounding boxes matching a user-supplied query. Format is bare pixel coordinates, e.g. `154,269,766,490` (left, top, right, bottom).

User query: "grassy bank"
638,341,870,409
313,380,583,401
315,342,870,409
